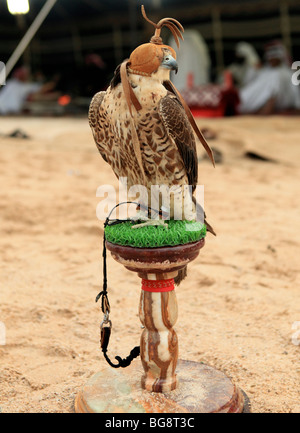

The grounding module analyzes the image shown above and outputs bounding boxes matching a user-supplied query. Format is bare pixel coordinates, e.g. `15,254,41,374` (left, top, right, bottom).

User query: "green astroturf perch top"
104,220,207,248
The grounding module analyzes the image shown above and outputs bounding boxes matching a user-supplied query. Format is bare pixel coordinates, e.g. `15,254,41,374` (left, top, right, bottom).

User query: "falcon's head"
119,6,184,114
129,44,178,78
127,5,183,80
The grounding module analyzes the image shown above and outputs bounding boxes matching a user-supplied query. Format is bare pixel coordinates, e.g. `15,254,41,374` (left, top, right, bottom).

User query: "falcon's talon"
131,219,169,229
130,210,149,222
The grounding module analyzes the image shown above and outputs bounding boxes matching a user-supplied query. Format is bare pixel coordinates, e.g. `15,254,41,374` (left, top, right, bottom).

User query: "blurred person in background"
0,66,57,115
227,41,261,88
238,40,300,114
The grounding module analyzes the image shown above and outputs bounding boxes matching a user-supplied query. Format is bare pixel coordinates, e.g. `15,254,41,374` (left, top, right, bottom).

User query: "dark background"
1,0,300,94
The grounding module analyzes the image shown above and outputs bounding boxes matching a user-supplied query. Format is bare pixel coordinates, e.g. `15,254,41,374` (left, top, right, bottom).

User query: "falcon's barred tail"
192,196,216,236
204,219,216,237
174,266,187,286
175,200,215,286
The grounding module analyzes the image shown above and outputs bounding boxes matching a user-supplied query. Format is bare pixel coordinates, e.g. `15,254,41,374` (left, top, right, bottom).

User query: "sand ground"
0,115,299,413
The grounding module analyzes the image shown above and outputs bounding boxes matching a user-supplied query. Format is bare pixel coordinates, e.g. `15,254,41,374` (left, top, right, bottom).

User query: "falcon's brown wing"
159,94,216,236
88,91,109,163
163,80,215,167
159,94,198,190
89,91,105,130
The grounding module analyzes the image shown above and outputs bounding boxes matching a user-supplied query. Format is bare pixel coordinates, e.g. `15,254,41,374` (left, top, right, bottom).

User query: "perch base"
75,359,249,413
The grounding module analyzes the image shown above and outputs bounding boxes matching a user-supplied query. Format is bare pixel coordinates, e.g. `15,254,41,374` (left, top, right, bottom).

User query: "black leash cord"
96,201,148,368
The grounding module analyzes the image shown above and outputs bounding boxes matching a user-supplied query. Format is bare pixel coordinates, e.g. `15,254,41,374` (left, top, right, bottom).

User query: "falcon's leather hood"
129,43,177,77
127,5,182,77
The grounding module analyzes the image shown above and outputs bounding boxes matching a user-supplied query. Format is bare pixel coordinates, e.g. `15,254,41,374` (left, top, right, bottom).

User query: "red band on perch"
142,278,175,292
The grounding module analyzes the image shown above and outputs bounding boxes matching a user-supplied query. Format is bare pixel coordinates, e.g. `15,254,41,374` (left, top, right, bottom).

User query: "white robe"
238,65,300,113
0,79,41,114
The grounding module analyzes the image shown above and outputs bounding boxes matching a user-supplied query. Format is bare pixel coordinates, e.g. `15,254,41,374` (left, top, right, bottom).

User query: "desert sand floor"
0,115,299,413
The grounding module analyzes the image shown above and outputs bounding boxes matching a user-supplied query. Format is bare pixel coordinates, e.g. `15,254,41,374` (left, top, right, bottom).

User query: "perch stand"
75,230,249,413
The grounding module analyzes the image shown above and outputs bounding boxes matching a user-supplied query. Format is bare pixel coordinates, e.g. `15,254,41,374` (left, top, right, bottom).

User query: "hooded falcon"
89,6,215,280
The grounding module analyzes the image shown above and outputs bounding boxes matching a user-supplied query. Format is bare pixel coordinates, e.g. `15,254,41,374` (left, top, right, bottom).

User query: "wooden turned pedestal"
75,239,249,413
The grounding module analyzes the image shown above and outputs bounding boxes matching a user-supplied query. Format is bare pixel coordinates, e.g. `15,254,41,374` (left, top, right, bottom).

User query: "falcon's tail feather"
204,219,216,236
174,266,187,286
192,196,216,236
